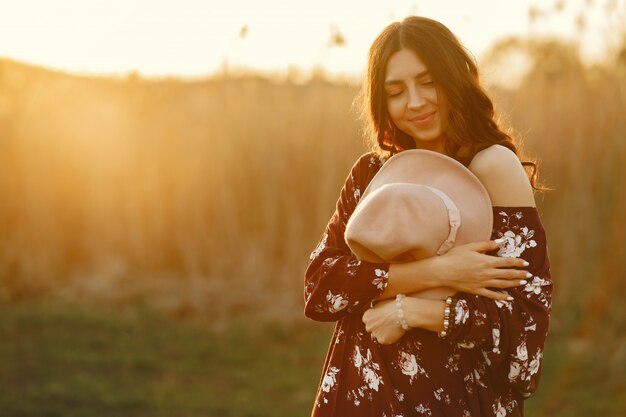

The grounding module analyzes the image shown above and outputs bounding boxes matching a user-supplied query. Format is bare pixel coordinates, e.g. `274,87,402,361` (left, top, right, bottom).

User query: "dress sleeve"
444,206,553,398
304,154,390,322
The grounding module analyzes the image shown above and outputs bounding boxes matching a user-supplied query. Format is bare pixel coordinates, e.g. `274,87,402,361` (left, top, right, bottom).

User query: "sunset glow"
0,0,624,78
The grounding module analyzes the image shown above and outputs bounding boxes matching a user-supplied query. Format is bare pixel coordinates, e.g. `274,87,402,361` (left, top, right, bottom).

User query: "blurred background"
0,0,625,416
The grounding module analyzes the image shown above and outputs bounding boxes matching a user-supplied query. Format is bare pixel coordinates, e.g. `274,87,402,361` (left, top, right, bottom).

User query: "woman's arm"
444,206,551,398
378,240,530,301
438,147,551,397
304,154,392,322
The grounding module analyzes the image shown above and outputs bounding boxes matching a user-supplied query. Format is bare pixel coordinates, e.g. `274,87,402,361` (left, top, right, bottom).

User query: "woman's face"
384,48,448,152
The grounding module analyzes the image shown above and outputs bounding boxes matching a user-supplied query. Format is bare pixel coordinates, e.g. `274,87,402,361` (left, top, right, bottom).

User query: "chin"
409,132,444,151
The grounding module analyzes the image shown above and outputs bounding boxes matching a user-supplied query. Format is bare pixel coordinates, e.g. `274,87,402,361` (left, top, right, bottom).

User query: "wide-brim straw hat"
345,149,493,263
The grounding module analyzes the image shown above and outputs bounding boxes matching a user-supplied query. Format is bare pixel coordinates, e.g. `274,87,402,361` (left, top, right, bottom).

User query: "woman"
303,16,552,416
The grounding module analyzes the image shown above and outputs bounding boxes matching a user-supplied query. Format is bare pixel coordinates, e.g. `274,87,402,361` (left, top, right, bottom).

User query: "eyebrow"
384,70,431,86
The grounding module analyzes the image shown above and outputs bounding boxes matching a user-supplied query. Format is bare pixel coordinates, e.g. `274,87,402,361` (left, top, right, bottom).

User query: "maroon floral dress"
304,152,553,417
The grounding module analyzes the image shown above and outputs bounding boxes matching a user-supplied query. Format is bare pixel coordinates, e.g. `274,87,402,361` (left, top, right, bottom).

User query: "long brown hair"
358,16,541,189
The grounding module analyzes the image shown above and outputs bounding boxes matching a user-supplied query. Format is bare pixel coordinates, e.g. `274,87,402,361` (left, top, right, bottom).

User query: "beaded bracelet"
395,294,410,330
438,296,454,338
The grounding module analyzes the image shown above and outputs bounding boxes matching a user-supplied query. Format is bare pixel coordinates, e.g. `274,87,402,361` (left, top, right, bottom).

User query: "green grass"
525,332,626,417
0,302,332,417
0,302,624,417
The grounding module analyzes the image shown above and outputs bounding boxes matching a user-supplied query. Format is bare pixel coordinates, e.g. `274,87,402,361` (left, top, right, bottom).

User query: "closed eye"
386,90,404,98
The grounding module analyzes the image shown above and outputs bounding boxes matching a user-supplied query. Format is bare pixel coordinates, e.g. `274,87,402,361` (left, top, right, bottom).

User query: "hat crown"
345,149,492,262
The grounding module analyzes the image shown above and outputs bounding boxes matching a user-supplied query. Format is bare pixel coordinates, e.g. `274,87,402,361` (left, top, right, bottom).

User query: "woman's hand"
380,239,531,302
428,239,530,300
362,299,406,345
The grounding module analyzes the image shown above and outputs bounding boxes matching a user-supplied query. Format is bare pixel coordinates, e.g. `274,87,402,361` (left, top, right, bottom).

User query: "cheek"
428,88,440,105
434,88,448,122
386,99,404,122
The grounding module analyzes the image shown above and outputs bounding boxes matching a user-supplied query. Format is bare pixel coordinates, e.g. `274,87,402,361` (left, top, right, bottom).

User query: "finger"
480,268,524,281
491,257,531,269
478,288,514,301
488,279,527,289
502,268,532,281
465,240,501,253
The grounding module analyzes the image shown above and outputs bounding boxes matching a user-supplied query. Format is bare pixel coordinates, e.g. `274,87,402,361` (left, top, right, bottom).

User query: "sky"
0,0,624,79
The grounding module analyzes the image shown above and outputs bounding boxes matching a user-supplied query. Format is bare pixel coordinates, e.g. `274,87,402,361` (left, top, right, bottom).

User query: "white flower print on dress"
482,349,492,366
495,297,514,313
433,387,451,404
321,367,339,393
352,345,384,396
363,367,382,391
523,276,547,294
473,309,487,326
347,389,361,406
463,373,475,394
523,275,552,308
495,211,537,258
525,323,537,331
509,361,521,381
433,388,443,400
492,328,501,354
516,342,528,361
353,184,361,203
445,353,461,373
394,389,405,402
368,154,387,167
493,396,519,417
310,232,328,260
493,399,507,417
335,328,344,344
473,368,487,388
346,258,362,277
326,291,349,313
304,281,315,303
528,354,541,375
457,341,476,349
397,351,427,383
509,340,543,384
455,299,470,325
322,256,341,268
415,404,433,415
496,223,537,259
372,268,388,290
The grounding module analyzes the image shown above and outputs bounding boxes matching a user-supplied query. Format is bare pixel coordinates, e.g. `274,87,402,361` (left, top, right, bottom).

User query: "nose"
407,86,426,110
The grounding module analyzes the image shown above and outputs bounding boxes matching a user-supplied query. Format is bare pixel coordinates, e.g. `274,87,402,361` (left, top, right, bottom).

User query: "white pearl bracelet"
395,294,410,331
438,296,454,338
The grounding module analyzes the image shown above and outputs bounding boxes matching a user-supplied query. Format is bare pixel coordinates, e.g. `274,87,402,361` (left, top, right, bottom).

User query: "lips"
409,111,436,125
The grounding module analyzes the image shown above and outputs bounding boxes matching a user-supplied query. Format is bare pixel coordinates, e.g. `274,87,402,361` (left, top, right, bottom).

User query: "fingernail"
526,272,533,278
520,280,527,285
522,261,530,267
494,238,505,244
507,296,514,301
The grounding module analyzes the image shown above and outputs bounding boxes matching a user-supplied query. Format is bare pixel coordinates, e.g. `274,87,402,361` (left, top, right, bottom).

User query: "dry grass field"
0,36,625,415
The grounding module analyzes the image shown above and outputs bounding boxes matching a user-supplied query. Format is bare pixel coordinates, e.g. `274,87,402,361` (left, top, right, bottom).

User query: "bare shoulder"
468,144,536,207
